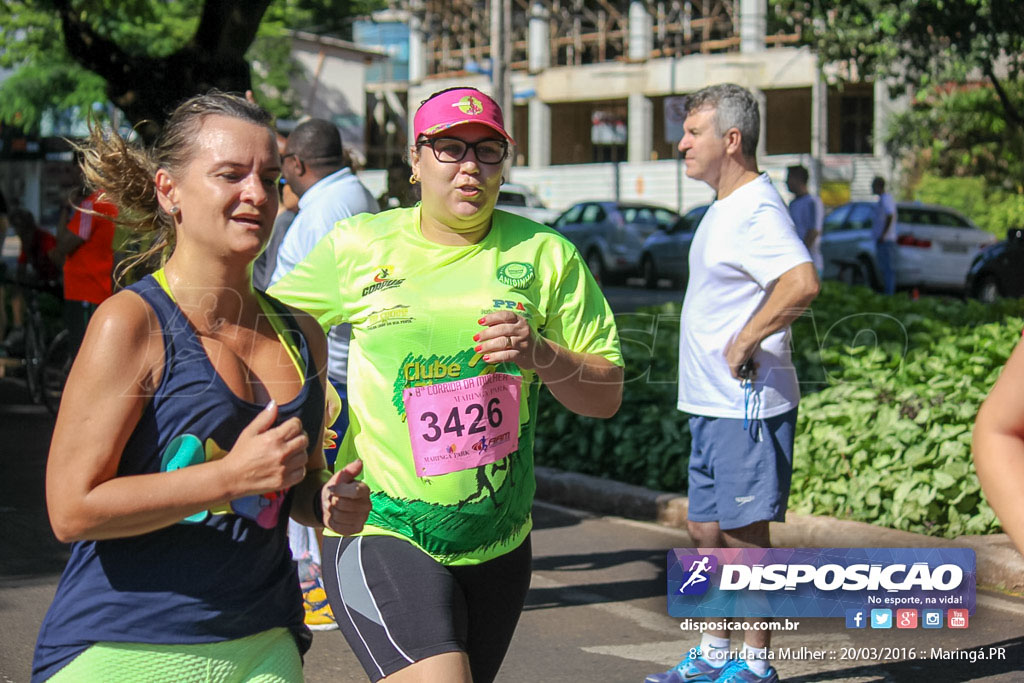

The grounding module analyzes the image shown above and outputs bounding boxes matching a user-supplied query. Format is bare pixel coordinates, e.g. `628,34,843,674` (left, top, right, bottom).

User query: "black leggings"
322,534,532,683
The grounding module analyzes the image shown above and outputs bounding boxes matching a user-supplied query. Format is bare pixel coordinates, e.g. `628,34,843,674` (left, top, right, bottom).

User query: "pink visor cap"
413,89,514,144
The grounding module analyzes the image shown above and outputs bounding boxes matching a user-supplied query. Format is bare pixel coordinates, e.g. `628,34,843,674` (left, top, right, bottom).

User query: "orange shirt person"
52,190,119,349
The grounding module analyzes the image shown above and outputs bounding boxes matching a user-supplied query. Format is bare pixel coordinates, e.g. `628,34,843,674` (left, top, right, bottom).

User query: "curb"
534,465,1024,595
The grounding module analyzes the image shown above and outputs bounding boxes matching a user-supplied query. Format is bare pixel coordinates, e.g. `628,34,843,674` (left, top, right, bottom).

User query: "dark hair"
75,90,273,283
686,84,760,158
786,165,809,185
286,119,344,170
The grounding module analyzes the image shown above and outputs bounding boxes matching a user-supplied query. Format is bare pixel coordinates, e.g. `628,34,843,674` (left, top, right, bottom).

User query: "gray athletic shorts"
686,406,797,530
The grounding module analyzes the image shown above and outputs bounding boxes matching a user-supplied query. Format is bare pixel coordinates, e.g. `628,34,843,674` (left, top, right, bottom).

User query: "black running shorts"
322,534,532,683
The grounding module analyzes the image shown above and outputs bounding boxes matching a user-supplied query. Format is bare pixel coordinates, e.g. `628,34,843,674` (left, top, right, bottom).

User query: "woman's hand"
320,460,372,536
221,401,310,498
474,312,551,371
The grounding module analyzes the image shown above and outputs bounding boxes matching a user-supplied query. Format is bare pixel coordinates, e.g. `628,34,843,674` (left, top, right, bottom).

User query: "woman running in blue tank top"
32,92,371,682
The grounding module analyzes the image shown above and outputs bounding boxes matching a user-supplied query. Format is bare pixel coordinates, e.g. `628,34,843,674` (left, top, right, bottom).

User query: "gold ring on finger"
507,336,514,349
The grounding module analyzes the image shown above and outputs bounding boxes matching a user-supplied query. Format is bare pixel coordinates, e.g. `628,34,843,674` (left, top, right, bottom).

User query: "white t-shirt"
677,173,812,419
873,192,897,243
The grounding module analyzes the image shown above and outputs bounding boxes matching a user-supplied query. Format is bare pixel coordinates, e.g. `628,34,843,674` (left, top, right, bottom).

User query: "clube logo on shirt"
362,265,406,297
496,262,535,289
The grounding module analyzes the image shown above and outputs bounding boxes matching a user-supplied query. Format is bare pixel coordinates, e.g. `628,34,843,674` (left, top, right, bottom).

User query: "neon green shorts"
49,627,303,682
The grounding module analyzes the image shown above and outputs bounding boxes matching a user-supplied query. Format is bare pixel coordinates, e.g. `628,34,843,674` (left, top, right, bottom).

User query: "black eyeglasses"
417,137,508,165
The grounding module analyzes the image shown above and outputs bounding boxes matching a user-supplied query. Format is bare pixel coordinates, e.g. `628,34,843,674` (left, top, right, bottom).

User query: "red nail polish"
483,355,491,362
478,317,486,324
473,334,480,342
474,345,482,352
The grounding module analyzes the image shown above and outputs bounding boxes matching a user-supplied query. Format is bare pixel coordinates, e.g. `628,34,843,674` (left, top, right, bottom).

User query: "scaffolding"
406,0,798,77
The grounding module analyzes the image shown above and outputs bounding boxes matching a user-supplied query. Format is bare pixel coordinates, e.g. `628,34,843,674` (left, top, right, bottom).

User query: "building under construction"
366,0,898,209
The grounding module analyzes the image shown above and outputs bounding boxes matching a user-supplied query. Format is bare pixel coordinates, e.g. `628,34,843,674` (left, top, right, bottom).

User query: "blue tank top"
32,276,324,682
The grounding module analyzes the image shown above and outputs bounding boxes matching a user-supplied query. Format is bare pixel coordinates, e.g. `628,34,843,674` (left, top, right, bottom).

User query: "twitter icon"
870,609,892,629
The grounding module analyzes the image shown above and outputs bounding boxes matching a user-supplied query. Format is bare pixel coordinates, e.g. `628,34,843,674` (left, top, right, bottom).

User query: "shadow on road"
784,636,1024,682
0,378,69,579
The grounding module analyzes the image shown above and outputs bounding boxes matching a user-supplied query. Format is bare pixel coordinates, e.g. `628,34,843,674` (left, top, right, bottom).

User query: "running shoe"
717,659,779,683
644,652,732,683
303,577,338,631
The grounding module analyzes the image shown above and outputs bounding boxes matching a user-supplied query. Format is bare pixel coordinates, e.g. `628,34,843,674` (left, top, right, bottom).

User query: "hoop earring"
409,174,419,185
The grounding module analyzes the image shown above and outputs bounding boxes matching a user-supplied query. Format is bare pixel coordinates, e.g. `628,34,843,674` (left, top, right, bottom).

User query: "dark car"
965,228,1024,301
637,204,711,288
551,201,680,283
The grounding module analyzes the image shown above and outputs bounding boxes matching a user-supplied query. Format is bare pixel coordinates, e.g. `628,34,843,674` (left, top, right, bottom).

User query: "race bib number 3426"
403,373,522,477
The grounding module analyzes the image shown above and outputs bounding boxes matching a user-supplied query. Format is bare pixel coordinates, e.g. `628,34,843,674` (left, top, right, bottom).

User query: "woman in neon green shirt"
270,87,624,683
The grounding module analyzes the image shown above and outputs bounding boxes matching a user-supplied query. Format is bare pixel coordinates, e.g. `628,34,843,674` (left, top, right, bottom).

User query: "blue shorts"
686,406,797,530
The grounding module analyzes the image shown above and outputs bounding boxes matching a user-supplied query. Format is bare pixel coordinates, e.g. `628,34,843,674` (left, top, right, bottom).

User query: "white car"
495,183,560,225
820,201,997,293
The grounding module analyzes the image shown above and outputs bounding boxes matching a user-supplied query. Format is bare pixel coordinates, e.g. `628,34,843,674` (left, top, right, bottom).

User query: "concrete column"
873,78,909,161
628,93,653,163
739,0,766,53
528,2,550,73
628,1,652,61
810,76,828,194
408,9,426,84
528,97,552,168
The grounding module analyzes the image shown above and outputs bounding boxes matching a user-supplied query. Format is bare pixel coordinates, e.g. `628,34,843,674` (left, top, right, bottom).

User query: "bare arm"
725,262,820,379
47,292,311,542
49,224,86,267
476,311,624,418
973,340,1024,555
803,228,819,252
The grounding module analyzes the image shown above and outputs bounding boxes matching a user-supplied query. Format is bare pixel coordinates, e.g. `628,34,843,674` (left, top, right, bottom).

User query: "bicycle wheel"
42,330,73,416
23,319,44,404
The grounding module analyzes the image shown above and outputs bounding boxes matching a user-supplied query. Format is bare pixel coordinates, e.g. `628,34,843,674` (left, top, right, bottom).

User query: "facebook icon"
845,609,866,629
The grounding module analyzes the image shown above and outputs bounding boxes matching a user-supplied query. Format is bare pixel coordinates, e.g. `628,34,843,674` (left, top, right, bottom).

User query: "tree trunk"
55,0,274,144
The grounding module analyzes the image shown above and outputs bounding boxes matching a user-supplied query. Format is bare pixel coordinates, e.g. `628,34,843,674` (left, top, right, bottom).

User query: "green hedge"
534,282,1024,538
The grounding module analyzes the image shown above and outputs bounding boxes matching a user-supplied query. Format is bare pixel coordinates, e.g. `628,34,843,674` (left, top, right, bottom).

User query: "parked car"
638,204,711,288
819,201,997,293
495,182,560,225
965,228,1024,301
551,201,680,283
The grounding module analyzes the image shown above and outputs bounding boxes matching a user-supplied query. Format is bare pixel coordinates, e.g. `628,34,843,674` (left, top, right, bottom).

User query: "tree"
774,0,1024,129
0,0,379,142
887,80,1024,192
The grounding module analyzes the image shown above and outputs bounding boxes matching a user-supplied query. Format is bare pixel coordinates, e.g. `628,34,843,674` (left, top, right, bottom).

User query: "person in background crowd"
3,209,60,355
785,165,823,276
270,118,380,631
647,84,818,683
49,186,120,352
270,85,624,683
872,176,898,295
31,91,371,683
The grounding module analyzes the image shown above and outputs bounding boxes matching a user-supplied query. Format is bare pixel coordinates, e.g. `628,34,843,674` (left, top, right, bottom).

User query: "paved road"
3,363,1024,682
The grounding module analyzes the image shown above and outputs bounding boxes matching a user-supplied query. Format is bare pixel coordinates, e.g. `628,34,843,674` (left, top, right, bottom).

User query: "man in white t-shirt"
871,176,898,295
646,84,819,683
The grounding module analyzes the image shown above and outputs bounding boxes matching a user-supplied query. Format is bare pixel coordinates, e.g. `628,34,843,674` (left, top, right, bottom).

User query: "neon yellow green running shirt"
270,206,622,565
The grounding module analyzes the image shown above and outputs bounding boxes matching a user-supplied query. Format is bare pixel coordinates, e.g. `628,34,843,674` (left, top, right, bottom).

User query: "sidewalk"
534,465,1024,595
